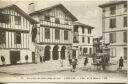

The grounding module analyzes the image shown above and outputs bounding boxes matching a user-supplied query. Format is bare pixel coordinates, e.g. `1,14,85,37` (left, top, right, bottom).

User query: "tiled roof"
0,4,38,24
29,4,78,21
73,22,94,29
99,1,127,8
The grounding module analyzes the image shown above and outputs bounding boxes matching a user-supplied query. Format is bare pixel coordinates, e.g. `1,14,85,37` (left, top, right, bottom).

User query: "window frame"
64,30,68,40
45,28,50,39
15,32,21,44
110,18,116,28
55,29,60,40
14,16,21,25
0,30,6,44
110,6,116,15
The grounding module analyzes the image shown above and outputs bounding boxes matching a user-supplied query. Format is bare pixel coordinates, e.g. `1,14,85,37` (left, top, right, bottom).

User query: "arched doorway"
52,45,59,60
61,46,66,60
44,46,50,61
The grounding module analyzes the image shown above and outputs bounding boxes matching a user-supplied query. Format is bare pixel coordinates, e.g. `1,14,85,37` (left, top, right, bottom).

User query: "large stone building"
29,4,78,64
99,1,127,62
72,22,94,58
0,5,38,65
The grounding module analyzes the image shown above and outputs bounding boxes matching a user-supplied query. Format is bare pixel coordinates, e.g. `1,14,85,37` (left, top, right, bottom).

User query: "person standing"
119,57,124,70
84,57,88,66
71,59,77,72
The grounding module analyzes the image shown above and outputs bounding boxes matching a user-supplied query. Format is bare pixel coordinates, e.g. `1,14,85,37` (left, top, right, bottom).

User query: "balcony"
40,20,73,29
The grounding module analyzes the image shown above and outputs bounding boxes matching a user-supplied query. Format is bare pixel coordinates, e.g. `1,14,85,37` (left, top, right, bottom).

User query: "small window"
45,28,50,39
74,25,78,32
82,37,85,43
15,32,21,44
55,29,60,39
124,16,127,27
55,18,60,24
110,18,116,28
110,6,116,14
88,29,92,34
15,16,21,25
0,13,9,23
124,4,127,12
109,32,116,43
82,27,84,33
123,32,127,43
45,16,50,22
124,48,127,60
88,37,90,43
64,31,68,40
0,30,6,44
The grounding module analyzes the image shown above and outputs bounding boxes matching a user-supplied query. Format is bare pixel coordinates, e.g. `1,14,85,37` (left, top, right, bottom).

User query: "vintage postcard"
0,0,127,83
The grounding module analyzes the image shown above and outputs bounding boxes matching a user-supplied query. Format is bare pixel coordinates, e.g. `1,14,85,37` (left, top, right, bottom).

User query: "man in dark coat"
84,57,88,66
71,59,77,72
119,57,124,70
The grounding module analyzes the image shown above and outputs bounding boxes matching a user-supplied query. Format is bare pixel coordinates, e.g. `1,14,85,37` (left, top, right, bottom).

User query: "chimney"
28,2,35,14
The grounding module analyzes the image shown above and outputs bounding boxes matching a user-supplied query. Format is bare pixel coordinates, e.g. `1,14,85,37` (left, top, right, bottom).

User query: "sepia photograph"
0,0,127,83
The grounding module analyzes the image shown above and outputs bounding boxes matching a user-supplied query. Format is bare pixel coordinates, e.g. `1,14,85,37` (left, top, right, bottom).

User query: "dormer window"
110,6,116,15
55,18,60,24
15,16,21,25
44,15,50,22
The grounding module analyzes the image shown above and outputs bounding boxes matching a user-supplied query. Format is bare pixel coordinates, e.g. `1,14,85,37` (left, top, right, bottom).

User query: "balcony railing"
40,20,73,29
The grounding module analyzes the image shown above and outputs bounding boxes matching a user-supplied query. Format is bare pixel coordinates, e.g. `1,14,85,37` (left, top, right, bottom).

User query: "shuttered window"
55,29,60,40
82,37,85,43
15,32,21,44
55,18,60,24
64,30,68,40
109,32,116,43
15,16,21,25
110,18,116,28
110,6,116,14
124,16,127,27
45,28,50,39
0,13,9,23
0,30,6,44
123,32,127,43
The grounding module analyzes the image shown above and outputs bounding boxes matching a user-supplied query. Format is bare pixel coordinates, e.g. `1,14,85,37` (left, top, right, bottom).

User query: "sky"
0,0,112,38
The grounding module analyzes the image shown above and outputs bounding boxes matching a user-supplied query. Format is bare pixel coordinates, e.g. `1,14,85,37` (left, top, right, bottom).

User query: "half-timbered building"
29,4,77,65
0,5,38,65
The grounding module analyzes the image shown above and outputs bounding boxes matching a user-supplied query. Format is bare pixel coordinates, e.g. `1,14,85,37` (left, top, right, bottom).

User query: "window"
15,16,21,25
0,30,6,44
110,6,116,14
0,13,9,23
64,31,68,40
109,32,116,43
55,29,60,39
73,36,79,43
45,28,50,39
124,48,127,60
15,32,21,44
88,29,92,34
82,27,84,33
64,19,69,25
82,37,85,43
110,18,116,28
74,25,78,32
124,16,127,27
89,48,92,55
83,48,88,53
45,16,50,22
123,32,127,43
88,37,90,43
55,18,60,24
124,4,127,12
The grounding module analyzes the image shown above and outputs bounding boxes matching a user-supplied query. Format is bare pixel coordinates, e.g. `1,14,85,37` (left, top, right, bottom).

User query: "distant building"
72,22,94,58
99,1,127,61
0,5,38,65
29,4,78,63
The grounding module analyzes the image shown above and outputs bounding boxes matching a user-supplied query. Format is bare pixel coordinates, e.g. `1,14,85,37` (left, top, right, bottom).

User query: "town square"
0,0,127,83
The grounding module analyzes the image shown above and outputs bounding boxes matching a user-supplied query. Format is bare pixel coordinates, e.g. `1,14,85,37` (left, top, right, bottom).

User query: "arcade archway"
61,46,66,60
52,45,59,60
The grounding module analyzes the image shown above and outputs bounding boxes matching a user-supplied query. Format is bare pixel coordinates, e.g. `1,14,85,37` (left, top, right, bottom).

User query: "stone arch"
44,45,51,61
61,46,66,60
52,45,59,60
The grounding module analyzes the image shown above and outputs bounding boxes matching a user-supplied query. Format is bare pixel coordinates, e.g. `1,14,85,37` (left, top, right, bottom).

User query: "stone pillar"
58,50,61,60
50,50,53,61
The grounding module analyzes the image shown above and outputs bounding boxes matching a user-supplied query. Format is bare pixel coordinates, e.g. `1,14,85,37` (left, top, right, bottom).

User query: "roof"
73,22,94,29
0,4,38,24
29,4,78,21
99,1,127,8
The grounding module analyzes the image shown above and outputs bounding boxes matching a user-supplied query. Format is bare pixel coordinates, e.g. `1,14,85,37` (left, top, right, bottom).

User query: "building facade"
99,1,127,62
0,5,37,65
29,4,77,64
72,22,94,58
